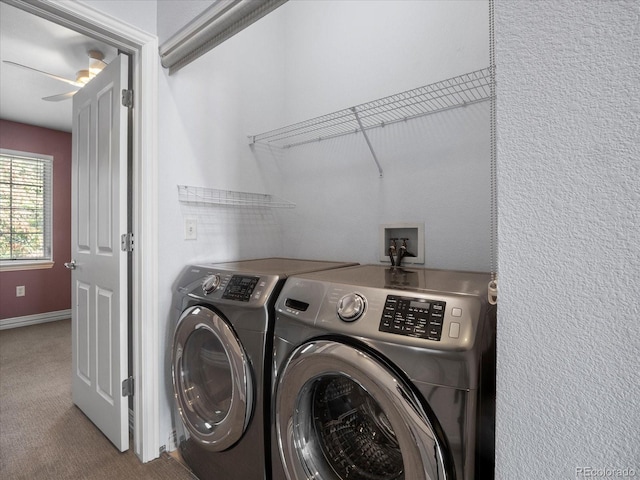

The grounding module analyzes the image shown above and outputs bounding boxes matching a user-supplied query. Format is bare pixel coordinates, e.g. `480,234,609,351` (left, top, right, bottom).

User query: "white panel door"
70,54,129,452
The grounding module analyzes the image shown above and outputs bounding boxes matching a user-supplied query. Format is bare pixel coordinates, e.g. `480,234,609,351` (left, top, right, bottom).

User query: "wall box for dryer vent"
380,224,425,265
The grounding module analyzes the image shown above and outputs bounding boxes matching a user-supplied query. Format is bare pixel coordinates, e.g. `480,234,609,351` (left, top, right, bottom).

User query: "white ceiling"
0,2,118,133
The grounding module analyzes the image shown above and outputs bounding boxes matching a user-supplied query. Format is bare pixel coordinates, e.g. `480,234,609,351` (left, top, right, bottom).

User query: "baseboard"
0,309,71,330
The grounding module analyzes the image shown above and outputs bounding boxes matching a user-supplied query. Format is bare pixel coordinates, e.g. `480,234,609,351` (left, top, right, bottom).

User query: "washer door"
276,340,450,480
172,306,253,451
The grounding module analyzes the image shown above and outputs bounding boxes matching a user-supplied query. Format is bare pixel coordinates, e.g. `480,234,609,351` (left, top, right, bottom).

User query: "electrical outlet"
16,285,25,297
184,219,197,240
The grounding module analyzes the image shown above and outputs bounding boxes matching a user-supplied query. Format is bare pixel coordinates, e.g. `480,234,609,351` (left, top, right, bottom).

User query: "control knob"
202,274,221,295
337,293,366,322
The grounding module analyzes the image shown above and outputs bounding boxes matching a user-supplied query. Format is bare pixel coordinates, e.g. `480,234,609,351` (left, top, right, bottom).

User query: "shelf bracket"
351,107,383,177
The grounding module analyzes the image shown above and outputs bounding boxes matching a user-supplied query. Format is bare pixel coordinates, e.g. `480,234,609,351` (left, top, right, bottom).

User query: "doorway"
1,0,159,463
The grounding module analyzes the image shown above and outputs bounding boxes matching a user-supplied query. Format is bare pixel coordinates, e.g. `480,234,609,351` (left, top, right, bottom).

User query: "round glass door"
276,340,450,480
310,375,403,479
172,306,252,451
180,327,232,430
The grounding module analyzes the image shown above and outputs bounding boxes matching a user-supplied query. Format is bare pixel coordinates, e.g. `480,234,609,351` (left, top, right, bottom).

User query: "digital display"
410,300,430,310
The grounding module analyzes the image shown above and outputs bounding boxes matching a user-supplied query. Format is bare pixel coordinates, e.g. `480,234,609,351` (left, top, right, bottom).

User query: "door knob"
64,259,77,270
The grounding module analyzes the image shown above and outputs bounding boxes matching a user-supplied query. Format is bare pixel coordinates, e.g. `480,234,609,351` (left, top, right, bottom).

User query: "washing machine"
171,258,358,480
271,265,496,480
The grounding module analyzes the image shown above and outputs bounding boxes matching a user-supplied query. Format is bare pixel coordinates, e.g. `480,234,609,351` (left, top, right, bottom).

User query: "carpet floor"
0,319,195,479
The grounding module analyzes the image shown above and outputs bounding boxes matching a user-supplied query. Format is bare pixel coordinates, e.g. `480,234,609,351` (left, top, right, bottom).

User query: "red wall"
0,120,72,320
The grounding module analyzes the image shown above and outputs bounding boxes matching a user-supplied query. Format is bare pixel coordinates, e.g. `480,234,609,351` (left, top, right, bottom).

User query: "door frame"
3,0,160,463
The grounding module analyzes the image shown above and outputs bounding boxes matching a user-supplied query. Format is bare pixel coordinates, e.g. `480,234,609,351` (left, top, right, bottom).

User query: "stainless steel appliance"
271,265,496,480
171,258,357,480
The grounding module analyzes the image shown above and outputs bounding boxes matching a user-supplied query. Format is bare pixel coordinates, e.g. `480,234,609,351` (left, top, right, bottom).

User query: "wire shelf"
177,185,296,209
249,67,493,149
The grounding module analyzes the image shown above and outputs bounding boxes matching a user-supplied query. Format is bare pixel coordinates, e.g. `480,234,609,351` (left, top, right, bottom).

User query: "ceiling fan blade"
43,91,78,102
3,60,84,87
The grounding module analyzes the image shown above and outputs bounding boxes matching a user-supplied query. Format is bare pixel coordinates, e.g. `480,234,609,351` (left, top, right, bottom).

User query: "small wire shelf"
249,67,493,149
177,185,296,209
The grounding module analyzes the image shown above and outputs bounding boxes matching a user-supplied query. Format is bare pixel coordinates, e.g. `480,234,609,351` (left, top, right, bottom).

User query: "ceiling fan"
3,50,107,102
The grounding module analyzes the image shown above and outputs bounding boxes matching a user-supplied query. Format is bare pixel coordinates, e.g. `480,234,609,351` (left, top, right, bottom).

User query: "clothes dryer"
171,258,357,480
271,265,496,480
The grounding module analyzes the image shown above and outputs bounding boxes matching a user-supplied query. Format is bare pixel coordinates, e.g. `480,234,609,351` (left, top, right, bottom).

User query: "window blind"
0,150,53,261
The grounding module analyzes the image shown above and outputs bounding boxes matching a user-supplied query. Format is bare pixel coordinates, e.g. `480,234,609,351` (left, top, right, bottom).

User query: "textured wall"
0,120,72,320
495,0,640,478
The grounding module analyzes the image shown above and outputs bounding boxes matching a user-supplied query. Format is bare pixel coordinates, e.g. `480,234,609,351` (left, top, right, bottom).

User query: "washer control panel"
379,295,446,341
221,275,260,302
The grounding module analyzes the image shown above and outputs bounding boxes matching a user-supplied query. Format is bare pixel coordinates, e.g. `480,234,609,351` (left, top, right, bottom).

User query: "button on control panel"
379,295,446,341
222,275,260,302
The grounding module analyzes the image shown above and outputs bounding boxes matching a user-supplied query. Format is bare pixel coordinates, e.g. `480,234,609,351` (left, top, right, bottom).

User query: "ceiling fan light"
88,49,105,62
88,50,106,76
76,69,91,85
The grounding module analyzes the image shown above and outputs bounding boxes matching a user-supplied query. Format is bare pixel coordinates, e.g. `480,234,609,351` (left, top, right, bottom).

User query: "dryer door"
276,340,451,480
172,306,253,451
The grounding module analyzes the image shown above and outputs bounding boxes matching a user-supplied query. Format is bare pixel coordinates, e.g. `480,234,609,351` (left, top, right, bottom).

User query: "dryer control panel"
179,266,277,307
379,295,446,341
222,275,260,302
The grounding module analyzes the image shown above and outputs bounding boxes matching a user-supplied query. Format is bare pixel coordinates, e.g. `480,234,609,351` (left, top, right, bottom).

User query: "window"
0,149,53,270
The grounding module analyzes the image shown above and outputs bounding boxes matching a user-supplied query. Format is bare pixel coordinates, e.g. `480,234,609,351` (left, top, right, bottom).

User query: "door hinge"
121,232,134,252
122,377,134,397
121,89,133,108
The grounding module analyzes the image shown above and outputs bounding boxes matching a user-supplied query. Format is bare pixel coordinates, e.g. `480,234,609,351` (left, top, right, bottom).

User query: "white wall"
495,0,640,477
281,0,489,120
260,0,491,269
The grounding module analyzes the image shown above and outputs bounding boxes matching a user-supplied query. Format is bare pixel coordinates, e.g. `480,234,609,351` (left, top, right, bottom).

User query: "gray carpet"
0,319,195,479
